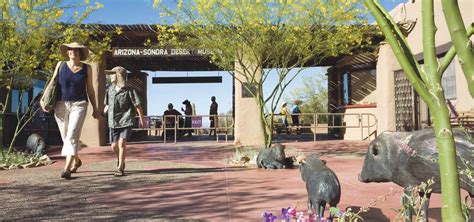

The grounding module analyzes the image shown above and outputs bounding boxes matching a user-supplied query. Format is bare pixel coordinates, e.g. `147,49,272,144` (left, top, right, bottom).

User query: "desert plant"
364,0,473,219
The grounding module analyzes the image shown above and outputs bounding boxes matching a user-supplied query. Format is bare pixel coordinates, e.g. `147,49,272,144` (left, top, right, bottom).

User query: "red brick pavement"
84,140,451,221
4,140,463,221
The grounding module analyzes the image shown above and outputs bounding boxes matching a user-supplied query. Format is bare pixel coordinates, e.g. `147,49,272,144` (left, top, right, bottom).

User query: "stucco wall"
80,56,107,147
376,43,398,132
342,107,378,140
233,61,265,147
376,0,474,132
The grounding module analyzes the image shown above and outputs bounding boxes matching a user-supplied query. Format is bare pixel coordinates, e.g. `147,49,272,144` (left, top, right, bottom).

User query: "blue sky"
78,0,406,121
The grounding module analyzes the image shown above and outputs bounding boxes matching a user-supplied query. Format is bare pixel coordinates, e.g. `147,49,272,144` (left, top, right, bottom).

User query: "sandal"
114,168,125,177
70,159,82,173
60,169,72,179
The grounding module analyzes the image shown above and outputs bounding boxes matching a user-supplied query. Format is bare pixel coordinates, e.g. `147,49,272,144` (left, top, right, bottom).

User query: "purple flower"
278,208,291,221
262,211,277,222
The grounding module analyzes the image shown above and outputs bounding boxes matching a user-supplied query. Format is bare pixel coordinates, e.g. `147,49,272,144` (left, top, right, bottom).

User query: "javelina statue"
26,133,47,154
359,128,473,222
300,154,341,222
256,143,286,169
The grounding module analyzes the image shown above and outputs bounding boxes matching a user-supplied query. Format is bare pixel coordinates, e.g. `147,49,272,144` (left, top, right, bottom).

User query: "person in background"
163,103,182,139
291,100,302,134
104,66,145,176
40,42,99,179
181,99,193,137
209,96,218,137
280,102,289,134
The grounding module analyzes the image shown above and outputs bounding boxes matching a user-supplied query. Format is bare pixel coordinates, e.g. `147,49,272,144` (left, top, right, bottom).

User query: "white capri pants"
54,101,88,156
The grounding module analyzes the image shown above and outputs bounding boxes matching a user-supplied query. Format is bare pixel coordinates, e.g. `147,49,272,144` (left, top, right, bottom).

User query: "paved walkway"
0,139,464,221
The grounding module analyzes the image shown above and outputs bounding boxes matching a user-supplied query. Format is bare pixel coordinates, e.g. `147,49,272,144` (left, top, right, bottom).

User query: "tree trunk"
363,0,465,220
430,101,464,221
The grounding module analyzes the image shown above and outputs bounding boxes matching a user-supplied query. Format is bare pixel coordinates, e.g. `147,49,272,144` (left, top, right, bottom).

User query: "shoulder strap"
49,61,65,83
41,61,64,102
55,61,66,81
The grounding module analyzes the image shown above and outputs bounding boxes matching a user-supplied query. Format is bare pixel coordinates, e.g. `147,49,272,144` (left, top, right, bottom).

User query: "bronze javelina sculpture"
359,128,473,221
256,143,287,169
300,154,341,222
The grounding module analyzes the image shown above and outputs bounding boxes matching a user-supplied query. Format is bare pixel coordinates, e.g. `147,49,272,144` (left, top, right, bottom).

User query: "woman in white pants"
41,42,99,179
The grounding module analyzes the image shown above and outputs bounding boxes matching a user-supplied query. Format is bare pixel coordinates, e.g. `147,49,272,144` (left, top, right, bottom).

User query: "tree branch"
364,0,431,106
422,0,440,85
442,0,474,98
439,23,474,76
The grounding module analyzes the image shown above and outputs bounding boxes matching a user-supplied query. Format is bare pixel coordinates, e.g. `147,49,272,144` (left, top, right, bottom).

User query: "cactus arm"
442,0,474,98
423,1,464,221
439,23,474,76
422,0,440,84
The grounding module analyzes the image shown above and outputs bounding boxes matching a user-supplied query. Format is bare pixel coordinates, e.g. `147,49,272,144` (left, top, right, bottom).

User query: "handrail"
132,114,234,144
267,112,378,142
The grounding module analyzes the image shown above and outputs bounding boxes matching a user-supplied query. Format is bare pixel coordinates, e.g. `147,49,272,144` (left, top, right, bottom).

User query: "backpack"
292,106,301,114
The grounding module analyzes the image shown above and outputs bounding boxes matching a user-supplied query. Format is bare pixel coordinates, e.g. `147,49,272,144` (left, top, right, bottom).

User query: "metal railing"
132,114,234,144
268,112,378,142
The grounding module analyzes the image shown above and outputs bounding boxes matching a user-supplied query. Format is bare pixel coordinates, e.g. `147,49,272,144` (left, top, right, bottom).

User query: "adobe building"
4,0,471,147
327,0,474,140
71,25,344,147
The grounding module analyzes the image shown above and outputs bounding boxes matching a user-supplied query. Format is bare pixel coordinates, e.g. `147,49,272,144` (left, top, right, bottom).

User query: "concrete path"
0,140,467,221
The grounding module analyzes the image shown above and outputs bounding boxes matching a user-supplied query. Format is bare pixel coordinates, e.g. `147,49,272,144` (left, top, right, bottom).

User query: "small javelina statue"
300,154,341,222
26,133,46,154
256,143,287,169
359,128,473,222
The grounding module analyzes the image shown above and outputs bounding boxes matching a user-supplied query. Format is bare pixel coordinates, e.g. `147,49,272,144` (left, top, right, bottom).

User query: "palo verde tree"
0,0,112,154
153,0,374,147
364,0,473,220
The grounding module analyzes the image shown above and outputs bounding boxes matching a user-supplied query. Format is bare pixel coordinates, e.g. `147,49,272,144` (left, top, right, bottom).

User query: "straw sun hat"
105,66,128,87
60,42,89,60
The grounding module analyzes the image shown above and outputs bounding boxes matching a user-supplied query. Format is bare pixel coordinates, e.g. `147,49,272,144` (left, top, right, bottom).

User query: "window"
11,89,19,113
9,79,44,113
21,91,29,113
10,90,28,113
33,79,45,99
343,72,350,105
441,59,456,100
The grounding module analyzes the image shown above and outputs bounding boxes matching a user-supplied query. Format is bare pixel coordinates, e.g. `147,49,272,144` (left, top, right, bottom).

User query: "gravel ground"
0,160,212,221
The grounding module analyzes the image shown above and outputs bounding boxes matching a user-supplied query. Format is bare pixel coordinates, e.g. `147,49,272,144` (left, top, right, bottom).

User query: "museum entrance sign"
112,47,213,57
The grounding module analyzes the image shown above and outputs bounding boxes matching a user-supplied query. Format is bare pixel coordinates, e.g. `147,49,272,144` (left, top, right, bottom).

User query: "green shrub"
0,151,44,169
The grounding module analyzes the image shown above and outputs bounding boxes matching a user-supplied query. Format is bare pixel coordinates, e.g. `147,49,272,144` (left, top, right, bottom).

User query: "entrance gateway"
80,24,354,146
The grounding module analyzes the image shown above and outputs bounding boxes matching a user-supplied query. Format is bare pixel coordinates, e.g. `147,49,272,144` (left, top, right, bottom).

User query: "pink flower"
287,207,297,217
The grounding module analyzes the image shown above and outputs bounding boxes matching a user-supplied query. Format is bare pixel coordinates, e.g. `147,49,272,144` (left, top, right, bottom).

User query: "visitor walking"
40,42,99,179
280,102,289,134
291,100,302,134
104,66,145,176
